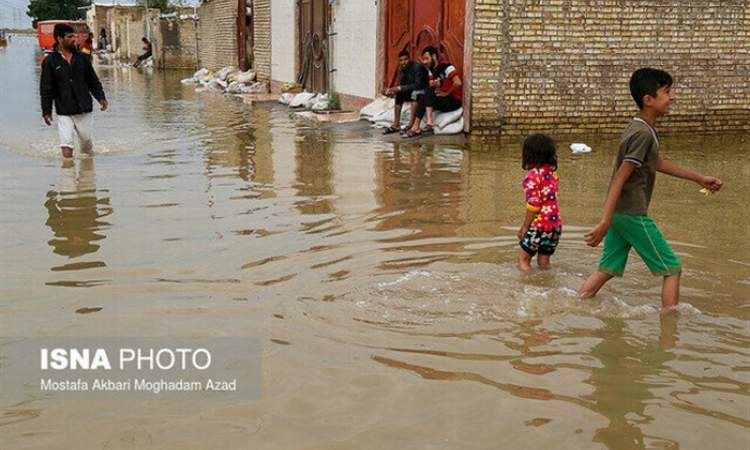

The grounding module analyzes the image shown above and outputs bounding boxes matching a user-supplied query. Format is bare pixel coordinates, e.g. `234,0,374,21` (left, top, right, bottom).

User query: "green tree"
27,0,90,27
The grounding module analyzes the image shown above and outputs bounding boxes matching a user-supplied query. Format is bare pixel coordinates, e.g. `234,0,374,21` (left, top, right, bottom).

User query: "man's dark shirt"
398,61,428,93
40,49,106,117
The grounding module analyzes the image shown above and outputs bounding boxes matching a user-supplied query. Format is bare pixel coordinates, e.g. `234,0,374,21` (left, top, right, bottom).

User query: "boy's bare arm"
656,158,723,191
584,162,637,247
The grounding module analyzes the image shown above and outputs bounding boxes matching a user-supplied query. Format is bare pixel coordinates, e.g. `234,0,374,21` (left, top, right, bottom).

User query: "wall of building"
105,7,158,62
329,0,377,100
469,0,750,135
86,5,113,50
151,17,199,69
252,0,271,82
270,0,296,84
197,0,239,70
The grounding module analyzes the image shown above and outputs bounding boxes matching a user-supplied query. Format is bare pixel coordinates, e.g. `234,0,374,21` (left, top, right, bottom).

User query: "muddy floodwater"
1,36,748,449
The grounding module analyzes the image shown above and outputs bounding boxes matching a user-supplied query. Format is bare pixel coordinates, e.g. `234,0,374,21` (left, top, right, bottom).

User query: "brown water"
1,36,748,449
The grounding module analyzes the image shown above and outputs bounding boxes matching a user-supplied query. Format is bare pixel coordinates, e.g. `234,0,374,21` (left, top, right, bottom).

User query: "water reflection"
374,143,465,238
294,132,334,215
587,316,678,449
45,158,112,263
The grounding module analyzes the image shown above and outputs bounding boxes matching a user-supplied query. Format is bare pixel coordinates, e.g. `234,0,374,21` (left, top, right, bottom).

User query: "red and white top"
523,164,562,230
430,63,462,101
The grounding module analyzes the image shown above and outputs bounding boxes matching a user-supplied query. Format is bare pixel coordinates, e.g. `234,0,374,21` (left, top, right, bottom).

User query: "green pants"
598,213,682,277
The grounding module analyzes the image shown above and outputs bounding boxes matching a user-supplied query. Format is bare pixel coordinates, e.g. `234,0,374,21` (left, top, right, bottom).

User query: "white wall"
271,0,296,84
330,0,377,99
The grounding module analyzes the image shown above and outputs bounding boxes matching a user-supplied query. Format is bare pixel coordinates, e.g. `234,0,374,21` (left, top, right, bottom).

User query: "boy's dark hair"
53,24,75,41
629,68,673,110
398,49,409,58
422,46,438,57
522,134,557,170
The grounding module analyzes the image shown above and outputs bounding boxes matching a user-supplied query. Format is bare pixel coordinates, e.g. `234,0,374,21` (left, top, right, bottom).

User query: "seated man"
382,50,429,135
133,37,152,68
405,46,463,138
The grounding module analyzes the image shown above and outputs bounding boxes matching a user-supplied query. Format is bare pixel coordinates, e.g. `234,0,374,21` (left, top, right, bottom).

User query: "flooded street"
1,36,748,449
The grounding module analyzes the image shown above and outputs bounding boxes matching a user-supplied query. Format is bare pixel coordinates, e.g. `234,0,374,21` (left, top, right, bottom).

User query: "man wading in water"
40,23,108,158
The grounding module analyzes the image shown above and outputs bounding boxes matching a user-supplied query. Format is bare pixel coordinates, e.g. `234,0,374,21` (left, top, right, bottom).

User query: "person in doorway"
133,37,152,68
382,50,429,135
40,24,108,159
98,28,108,51
404,46,463,138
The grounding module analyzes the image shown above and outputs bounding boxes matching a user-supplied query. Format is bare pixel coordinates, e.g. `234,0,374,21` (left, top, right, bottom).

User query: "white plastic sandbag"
311,93,330,111
278,93,295,105
433,108,464,129
289,92,316,108
360,96,394,120
234,70,256,84
216,66,237,81
570,143,592,153
434,117,464,135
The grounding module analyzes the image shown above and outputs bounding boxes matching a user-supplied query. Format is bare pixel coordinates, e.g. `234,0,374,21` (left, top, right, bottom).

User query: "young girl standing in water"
518,134,562,271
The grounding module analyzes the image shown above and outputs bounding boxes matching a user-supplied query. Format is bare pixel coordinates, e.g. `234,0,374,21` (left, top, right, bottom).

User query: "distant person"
40,23,108,159
404,46,463,138
133,37,152,68
517,134,562,271
81,32,94,61
98,28,108,51
382,49,429,135
578,68,723,310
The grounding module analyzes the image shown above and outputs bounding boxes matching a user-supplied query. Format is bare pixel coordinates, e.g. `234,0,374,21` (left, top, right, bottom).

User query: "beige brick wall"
470,0,750,135
253,0,271,82
197,0,239,70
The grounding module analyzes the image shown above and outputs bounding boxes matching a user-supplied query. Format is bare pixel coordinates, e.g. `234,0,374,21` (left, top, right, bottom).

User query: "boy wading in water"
40,24,108,158
578,68,723,310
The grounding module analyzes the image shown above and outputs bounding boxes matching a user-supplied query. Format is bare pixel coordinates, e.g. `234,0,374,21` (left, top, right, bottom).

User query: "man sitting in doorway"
133,37,152,68
404,46,463,138
382,50,429,135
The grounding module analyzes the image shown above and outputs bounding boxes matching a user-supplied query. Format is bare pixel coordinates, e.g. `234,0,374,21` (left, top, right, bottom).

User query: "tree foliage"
27,0,90,27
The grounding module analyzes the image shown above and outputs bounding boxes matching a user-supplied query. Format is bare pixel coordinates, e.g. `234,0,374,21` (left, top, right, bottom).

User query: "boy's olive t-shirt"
611,116,659,215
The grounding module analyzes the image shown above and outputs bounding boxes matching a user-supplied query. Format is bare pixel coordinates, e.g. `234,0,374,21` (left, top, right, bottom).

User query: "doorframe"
462,0,475,133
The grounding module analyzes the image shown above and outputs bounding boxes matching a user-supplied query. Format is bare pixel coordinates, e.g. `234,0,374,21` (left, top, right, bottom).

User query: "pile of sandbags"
359,96,464,135
278,92,331,110
181,66,268,95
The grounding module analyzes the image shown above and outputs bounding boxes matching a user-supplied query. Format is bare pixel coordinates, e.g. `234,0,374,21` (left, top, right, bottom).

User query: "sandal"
423,124,435,134
403,129,422,139
382,126,401,135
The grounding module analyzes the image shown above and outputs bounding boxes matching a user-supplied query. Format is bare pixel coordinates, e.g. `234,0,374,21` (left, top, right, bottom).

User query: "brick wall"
197,0,239,70
253,0,271,82
469,0,750,135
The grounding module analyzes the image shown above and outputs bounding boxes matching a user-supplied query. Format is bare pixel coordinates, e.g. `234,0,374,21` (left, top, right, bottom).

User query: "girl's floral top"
523,164,562,230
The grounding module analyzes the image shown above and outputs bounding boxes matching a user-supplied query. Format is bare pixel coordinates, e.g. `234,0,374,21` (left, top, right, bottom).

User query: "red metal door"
384,0,411,87
412,0,440,55
384,0,465,89
441,0,465,74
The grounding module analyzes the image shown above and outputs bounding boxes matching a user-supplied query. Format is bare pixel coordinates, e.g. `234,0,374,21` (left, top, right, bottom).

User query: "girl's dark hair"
522,134,557,170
